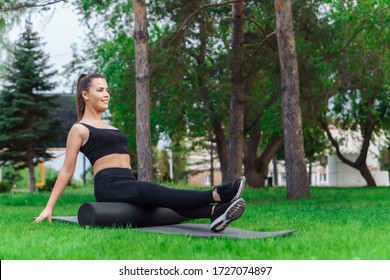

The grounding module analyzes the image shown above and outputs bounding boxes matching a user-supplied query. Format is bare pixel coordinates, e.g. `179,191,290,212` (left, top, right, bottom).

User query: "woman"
35,73,246,232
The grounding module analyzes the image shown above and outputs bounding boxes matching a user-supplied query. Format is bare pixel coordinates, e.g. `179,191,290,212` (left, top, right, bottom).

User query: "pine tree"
0,21,61,192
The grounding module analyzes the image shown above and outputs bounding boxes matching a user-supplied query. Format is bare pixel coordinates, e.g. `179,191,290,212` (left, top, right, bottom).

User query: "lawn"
1,185,390,260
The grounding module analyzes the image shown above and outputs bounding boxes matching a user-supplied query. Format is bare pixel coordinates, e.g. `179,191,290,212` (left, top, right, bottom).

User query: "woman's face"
83,78,110,111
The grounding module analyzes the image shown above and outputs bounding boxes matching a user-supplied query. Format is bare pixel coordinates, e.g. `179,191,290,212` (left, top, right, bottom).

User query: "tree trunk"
273,157,279,186
132,0,153,181
28,163,36,192
244,134,283,188
274,0,310,199
27,145,36,192
227,0,245,182
243,124,262,186
357,162,376,187
213,117,228,182
209,136,214,186
195,3,227,184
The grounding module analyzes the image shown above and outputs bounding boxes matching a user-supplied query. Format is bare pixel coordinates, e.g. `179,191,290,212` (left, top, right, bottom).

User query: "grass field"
1,185,390,260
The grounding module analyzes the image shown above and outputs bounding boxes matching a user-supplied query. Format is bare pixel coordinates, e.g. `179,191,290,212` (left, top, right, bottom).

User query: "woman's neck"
82,107,103,121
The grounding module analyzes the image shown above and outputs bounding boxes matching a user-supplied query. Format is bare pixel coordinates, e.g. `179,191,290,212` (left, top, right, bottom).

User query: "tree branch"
244,96,276,133
356,115,379,166
1,0,68,12
320,117,357,167
254,135,283,172
245,18,267,37
341,21,366,52
170,0,243,47
241,31,276,64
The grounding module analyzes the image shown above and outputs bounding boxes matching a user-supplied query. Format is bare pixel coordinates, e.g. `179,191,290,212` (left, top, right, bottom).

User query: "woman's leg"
94,168,246,221
94,168,214,210
175,205,213,219
117,180,214,210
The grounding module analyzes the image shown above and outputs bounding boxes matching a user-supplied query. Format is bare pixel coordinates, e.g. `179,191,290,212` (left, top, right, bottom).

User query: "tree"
318,0,389,186
0,21,60,192
151,1,284,186
0,0,67,12
132,0,153,181
227,0,245,182
274,0,310,199
72,0,345,190
71,0,285,187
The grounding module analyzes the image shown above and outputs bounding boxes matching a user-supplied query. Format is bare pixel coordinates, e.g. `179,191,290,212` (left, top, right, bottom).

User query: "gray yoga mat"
52,216,297,239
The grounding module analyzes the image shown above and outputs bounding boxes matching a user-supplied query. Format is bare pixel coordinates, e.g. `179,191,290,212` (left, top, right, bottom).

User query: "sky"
8,2,86,93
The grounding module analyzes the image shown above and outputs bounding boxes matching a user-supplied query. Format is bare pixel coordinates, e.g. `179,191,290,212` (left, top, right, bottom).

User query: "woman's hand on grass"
34,207,53,223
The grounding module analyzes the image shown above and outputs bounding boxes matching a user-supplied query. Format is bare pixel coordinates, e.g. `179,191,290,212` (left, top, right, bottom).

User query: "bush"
38,177,57,192
38,177,81,192
0,181,12,193
0,170,20,193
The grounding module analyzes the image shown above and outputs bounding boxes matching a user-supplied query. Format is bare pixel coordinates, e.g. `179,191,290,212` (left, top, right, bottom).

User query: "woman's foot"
210,198,246,233
214,176,246,202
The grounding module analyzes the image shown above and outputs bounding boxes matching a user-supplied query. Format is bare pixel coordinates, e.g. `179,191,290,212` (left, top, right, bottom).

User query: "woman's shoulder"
69,123,89,137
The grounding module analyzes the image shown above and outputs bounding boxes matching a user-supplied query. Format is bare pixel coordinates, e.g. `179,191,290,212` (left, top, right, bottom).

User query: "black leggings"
94,168,214,219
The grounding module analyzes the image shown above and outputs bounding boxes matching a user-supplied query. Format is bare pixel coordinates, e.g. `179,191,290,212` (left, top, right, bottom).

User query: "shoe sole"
210,198,246,233
231,176,246,202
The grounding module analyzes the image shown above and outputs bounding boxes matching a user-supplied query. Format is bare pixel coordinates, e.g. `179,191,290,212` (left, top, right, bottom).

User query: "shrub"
0,181,12,193
38,177,81,192
0,170,20,193
38,177,57,192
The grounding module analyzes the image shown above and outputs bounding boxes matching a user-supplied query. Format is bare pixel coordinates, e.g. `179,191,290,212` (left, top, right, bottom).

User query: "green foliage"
38,177,80,193
0,169,21,192
379,147,390,174
79,0,133,31
321,1,389,131
0,181,12,193
155,141,188,183
0,21,61,171
37,176,57,192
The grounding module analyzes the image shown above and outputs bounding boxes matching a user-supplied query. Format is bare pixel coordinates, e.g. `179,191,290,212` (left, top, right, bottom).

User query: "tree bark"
227,0,245,182
244,133,283,188
213,117,228,182
243,124,262,186
132,0,153,181
274,0,310,199
357,162,376,186
273,157,279,186
28,144,36,192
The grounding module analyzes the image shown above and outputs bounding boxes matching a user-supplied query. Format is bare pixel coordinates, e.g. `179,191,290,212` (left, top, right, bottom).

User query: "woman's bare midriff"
92,154,132,175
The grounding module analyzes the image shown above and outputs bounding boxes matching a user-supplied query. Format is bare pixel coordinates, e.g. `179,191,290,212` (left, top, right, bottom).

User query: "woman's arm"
34,124,86,222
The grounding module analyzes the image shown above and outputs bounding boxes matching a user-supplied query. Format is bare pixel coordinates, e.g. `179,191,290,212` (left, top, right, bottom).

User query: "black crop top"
79,123,128,165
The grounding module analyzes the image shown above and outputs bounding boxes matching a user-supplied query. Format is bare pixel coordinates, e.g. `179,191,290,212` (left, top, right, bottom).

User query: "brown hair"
76,73,106,122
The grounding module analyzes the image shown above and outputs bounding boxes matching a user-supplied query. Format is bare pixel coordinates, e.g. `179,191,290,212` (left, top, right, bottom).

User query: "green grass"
1,186,390,260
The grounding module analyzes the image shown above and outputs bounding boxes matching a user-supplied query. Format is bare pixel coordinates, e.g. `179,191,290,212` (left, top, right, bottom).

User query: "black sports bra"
79,123,128,165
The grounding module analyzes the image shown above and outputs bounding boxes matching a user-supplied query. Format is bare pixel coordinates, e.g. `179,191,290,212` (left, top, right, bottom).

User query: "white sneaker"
210,198,246,233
